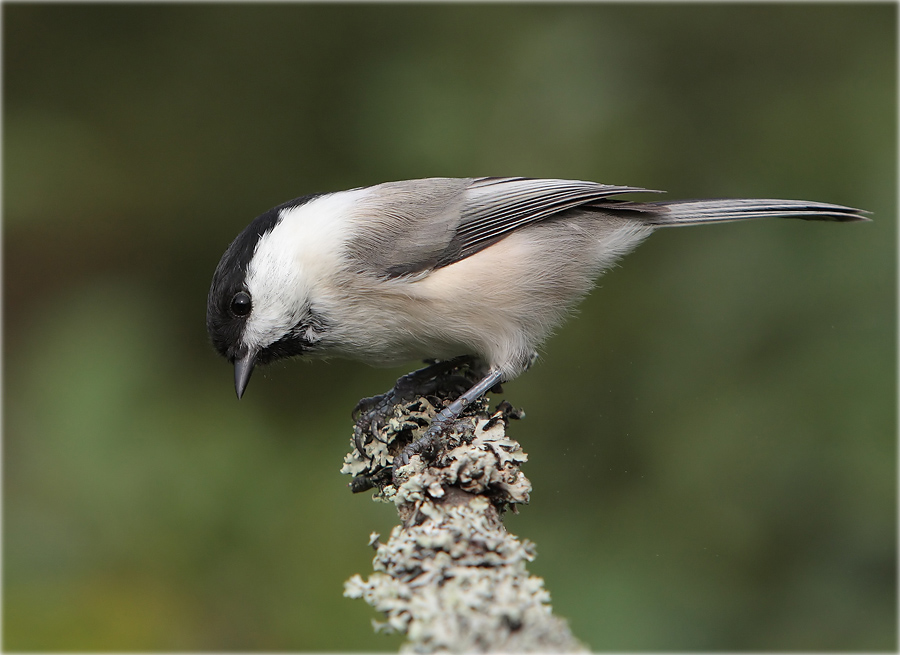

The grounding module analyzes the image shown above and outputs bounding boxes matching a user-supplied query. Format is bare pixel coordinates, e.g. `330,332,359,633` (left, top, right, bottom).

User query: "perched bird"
206,177,867,449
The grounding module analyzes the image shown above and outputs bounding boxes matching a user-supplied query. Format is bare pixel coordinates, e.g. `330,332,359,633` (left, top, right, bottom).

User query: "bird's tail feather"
643,198,869,226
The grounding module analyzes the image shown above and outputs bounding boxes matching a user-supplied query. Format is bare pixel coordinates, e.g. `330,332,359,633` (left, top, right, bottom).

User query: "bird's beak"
234,351,257,399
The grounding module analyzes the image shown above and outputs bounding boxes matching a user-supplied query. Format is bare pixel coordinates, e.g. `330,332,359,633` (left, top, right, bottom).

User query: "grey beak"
234,352,257,399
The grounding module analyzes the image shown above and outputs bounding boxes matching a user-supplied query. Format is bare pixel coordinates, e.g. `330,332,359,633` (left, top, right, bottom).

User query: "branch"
342,387,586,653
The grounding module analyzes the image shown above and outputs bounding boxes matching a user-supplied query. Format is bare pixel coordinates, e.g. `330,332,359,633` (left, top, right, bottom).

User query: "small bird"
207,177,867,446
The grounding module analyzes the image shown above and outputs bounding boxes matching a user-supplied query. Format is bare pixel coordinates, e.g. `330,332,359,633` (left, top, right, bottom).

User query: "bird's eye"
230,291,252,317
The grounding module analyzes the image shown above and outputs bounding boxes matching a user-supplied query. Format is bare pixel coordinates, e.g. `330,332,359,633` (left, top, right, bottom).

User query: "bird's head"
206,196,327,397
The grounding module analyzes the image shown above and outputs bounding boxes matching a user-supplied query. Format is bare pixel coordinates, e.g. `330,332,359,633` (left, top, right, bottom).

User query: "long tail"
642,198,870,226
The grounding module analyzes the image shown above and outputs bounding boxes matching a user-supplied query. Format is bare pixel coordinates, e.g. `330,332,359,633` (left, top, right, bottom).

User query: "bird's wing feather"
447,177,656,266
342,177,471,278
348,177,656,278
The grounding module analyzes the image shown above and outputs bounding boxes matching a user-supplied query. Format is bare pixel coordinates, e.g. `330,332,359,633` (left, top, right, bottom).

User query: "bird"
206,176,867,454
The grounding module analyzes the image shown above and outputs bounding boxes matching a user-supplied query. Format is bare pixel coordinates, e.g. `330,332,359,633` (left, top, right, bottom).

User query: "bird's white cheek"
241,309,286,350
237,192,361,352
242,272,310,350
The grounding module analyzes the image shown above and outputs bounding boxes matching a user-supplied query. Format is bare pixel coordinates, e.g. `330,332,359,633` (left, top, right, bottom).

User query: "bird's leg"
393,367,504,480
352,355,476,420
352,356,477,454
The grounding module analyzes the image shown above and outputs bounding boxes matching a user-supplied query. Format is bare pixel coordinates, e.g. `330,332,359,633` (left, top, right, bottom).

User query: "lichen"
344,498,581,653
342,387,585,653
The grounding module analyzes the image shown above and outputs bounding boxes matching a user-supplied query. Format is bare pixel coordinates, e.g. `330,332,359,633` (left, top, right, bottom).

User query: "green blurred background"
4,3,896,651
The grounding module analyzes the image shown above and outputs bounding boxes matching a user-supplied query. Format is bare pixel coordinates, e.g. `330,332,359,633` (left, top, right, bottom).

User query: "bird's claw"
351,356,485,491
390,414,460,486
350,466,394,493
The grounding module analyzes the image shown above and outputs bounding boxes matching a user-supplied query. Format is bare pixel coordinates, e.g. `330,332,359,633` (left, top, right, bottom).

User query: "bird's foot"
389,407,485,488
350,357,481,492
351,369,473,451
349,466,393,493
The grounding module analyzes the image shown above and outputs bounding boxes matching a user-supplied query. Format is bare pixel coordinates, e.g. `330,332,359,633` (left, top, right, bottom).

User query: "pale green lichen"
390,415,532,511
344,497,583,653
340,396,443,481
342,393,585,653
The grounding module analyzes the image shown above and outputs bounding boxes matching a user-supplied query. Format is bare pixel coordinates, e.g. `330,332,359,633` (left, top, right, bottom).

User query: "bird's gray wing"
343,177,472,278
444,177,657,267
348,177,657,278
